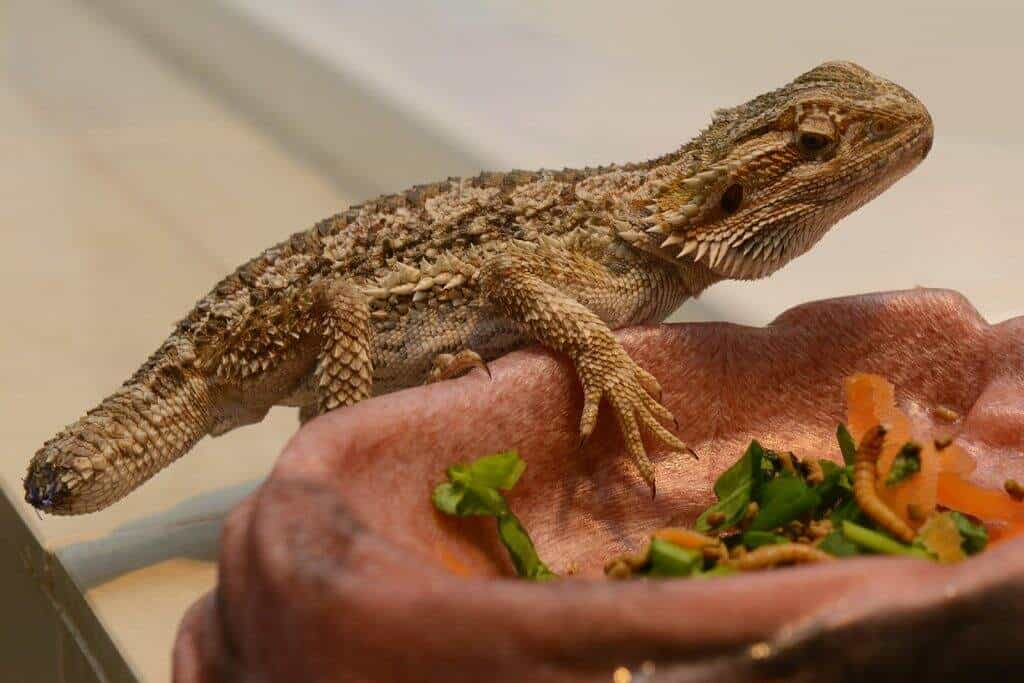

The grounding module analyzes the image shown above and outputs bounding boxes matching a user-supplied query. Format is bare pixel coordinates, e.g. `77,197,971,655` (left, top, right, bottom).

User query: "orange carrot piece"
845,372,1024,549
845,373,935,528
653,527,717,549
936,473,1024,524
986,520,1024,545
938,441,976,477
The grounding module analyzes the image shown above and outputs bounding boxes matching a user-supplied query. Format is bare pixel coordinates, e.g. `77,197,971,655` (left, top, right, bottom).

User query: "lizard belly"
370,301,524,395
214,334,321,433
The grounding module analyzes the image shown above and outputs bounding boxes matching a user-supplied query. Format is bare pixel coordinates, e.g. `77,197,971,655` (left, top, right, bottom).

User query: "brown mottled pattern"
25,61,933,514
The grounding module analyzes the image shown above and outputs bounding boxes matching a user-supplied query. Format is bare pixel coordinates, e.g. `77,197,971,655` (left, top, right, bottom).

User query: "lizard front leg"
477,251,690,493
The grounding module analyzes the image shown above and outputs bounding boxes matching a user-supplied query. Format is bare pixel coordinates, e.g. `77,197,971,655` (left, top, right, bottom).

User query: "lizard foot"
577,347,693,496
427,350,490,384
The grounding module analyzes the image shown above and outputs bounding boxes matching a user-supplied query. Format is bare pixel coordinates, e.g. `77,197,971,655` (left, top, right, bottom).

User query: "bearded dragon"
24,61,933,515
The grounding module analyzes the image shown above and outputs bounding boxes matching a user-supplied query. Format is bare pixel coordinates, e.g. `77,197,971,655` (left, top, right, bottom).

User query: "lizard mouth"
705,121,934,282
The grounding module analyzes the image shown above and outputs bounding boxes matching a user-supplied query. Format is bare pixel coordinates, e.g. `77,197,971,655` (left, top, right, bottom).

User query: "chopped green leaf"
741,530,788,549
750,474,820,531
837,423,858,467
949,511,988,555
815,461,853,509
432,480,509,517
462,485,511,516
885,442,921,486
431,482,464,515
647,538,703,577
497,514,556,580
433,451,555,581
695,441,765,532
448,450,526,490
817,530,861,557
841,521,931,558
830,496,865,526
819,459,841,479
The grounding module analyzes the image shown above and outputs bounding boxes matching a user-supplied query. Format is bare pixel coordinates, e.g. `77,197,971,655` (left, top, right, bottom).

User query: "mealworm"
853,425,916,542
740,501,759,529
804,458,825,485
729,543,832,571
777,450,798,475
808,519,832,539
604,550,648,579
907,503,926,522
705,511,727,526
703,542,730,562
604,560,633,580
1005,479,1024,502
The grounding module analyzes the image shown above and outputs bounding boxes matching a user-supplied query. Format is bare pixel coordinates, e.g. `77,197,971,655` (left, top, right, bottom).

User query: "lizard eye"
794,113,836,156
869,119,894,137
797,132,831,153
720,184,743,214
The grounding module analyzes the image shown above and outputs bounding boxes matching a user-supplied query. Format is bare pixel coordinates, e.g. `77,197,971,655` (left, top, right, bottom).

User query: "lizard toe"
577,351,687,495
427,349,490,384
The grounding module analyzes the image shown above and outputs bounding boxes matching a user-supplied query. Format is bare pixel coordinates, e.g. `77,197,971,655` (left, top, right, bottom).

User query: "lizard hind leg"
304,280,375,421
426,349,490,384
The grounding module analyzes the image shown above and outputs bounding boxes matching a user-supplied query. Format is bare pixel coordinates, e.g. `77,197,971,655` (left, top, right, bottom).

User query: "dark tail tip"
24,463,64,512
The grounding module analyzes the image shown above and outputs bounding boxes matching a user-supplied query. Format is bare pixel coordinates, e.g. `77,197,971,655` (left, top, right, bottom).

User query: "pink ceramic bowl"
174,289,1024,682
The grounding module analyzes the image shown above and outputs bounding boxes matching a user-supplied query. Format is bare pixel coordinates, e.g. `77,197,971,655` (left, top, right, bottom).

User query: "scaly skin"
25,61,933,514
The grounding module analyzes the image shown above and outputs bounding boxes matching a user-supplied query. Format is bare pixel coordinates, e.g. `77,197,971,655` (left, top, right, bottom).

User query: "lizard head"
646,61,933,279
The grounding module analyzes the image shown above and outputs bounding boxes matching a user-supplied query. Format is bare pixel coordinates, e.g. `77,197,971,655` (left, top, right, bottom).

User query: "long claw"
428,350,489,383
636,408,686,451
611,398,657,490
